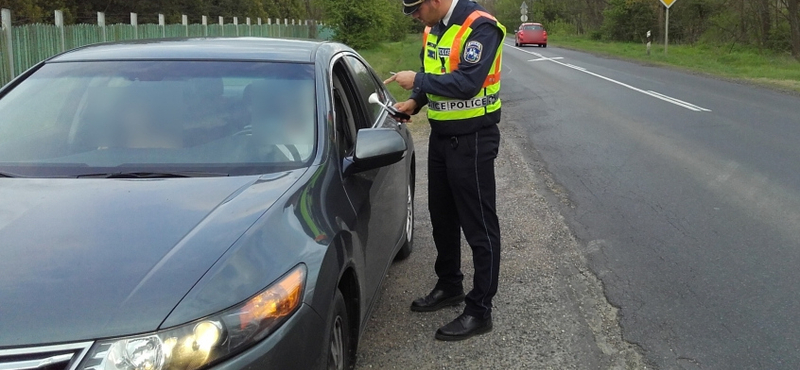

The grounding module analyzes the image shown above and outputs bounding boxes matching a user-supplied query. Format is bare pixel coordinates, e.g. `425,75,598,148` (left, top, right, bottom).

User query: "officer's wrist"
412,73,425,92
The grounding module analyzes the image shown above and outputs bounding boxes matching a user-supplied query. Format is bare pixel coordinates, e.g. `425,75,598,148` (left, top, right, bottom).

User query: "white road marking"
528,56,563,62
506,43,712,112
647,90,711,112
563,63,587,71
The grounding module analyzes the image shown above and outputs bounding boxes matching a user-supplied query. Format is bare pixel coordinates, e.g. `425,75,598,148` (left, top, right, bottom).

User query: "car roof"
49,37,329,63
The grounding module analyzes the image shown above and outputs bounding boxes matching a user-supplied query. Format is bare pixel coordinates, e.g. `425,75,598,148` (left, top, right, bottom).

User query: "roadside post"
98,12,106,42
202,15,208,37
1,8,13,79
54,10,65,53
158,14,165,38
646,30,651,55
660,0,676,55
233,17,239,36
131,13,138,39
182,15,189,37
218,16,224,36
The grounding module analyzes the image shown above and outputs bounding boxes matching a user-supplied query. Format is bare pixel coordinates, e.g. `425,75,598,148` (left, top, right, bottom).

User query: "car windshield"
523,25,543,31
0,60,316,177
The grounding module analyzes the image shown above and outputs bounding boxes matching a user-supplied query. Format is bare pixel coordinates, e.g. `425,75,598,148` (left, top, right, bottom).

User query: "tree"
758,0,772,47
0,0,44,23
602,0,657,42
790,0,800,60
319,0,412,48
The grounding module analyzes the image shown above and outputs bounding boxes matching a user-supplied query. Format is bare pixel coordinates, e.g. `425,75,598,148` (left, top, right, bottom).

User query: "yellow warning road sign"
660,0,677,8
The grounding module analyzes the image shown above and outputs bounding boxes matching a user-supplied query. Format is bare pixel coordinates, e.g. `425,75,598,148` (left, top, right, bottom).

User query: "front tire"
395,182,414,260
327,289,352,370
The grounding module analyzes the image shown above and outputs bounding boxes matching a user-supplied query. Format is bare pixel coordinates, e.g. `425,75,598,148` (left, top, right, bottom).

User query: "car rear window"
523,25,544,31
0,61,316,177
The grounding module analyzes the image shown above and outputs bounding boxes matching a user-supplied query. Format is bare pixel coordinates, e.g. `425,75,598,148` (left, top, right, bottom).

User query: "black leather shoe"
410,289,465,312
434,313,493,341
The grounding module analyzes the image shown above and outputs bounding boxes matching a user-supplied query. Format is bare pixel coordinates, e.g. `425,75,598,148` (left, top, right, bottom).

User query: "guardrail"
0,9,334,86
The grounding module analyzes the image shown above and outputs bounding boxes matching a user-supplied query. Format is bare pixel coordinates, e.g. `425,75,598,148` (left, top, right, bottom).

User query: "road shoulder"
355,120,648,369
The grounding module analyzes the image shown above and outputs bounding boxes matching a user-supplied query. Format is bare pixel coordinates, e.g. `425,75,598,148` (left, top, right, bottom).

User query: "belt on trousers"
427,93,499,112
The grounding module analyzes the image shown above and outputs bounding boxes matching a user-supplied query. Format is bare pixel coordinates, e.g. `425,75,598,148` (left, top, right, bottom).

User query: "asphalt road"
498,43,800,369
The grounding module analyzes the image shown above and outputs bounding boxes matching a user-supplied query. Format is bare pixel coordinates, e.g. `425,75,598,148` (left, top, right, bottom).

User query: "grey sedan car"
0,38,415,370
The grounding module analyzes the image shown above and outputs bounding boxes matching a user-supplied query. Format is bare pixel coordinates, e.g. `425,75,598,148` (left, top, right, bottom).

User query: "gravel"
354,120,649,370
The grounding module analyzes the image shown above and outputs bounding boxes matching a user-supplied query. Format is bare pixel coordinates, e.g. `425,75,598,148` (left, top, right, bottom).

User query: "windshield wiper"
77,171,229,179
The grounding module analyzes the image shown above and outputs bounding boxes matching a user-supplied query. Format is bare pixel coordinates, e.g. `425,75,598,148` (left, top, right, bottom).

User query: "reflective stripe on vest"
428,93,499,112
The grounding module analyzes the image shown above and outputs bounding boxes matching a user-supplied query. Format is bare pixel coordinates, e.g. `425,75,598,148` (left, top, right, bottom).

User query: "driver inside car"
113,87,184,149
246,80,315,162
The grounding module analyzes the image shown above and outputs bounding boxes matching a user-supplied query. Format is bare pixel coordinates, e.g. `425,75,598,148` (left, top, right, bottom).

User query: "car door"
343,56,408,254
331,55,408,301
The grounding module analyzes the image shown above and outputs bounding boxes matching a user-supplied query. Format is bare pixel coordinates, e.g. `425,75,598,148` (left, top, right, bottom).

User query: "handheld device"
368,93,411,122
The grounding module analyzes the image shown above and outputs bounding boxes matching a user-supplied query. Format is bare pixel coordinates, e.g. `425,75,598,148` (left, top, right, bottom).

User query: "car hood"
0,171,304,347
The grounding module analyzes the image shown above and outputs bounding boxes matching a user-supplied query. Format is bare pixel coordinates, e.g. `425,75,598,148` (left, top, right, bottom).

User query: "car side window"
332,61,360,156
344,56,386,128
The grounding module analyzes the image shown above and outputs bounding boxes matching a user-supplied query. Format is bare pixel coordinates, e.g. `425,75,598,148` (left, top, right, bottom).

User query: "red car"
515,22,548,47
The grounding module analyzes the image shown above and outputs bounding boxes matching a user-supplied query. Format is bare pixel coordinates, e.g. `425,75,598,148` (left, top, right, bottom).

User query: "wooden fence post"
97,12,106,42
1,8,13,79
54,10,65,52
131,13,138,39
182,15,188,37
158,14,165,38
202,15,208,37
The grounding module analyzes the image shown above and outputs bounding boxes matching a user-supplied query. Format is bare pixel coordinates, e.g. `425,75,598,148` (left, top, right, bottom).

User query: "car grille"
0,342,93,370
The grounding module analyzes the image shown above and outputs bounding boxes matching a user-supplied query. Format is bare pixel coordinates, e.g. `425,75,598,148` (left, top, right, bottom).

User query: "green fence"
1,9,333,86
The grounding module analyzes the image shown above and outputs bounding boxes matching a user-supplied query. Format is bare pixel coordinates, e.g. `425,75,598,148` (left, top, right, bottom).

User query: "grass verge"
358,35,429,132
358,35,422,100
551,34,800,93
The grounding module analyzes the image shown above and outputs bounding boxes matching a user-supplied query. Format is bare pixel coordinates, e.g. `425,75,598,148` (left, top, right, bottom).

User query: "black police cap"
403,0,425,15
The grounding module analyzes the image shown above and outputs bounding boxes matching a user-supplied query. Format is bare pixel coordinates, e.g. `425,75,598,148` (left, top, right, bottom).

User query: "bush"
548,20,579,36
321,0,414,49
601,0,657,42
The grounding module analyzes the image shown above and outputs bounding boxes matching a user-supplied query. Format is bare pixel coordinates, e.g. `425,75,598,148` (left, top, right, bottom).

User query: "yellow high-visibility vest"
422,10,505,122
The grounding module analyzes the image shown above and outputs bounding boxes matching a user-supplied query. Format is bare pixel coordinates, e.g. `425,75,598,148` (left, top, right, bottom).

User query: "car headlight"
79,265,306,370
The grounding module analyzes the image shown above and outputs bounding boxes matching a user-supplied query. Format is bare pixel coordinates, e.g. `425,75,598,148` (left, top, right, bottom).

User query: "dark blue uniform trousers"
428,124,501,319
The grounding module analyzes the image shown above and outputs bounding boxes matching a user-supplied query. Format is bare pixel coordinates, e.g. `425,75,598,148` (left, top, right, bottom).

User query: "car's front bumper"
209,304,327,370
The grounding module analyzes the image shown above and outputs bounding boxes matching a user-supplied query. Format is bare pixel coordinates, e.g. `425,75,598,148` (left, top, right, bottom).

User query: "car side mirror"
343,128,407,176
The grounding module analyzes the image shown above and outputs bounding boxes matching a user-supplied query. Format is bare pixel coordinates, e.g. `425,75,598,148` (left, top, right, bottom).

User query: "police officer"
384,0,505,341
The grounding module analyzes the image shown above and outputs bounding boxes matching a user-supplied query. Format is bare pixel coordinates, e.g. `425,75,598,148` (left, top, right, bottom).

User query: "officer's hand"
393,100,417,123
384,71,416,90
